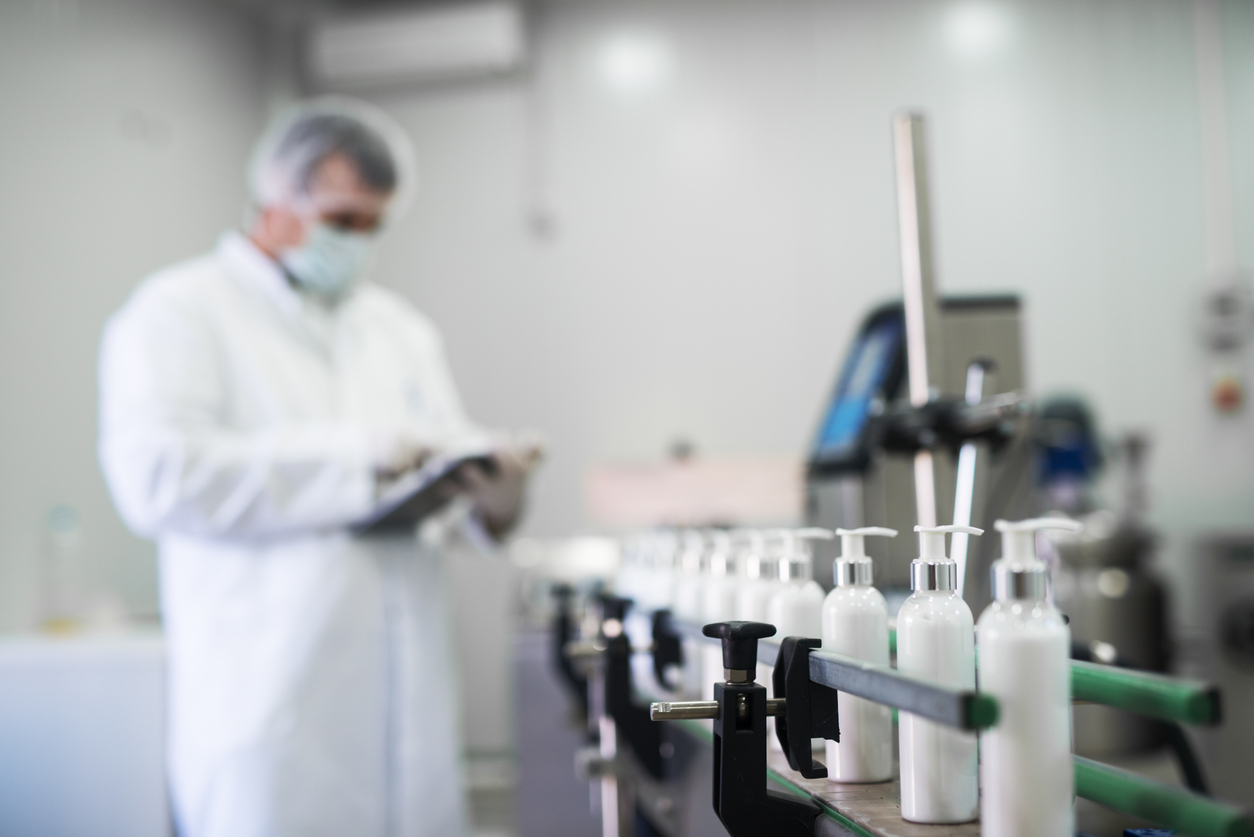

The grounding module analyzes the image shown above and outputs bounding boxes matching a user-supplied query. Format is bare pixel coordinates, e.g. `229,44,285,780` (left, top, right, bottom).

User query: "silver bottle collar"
991,561,1048,601
910,560,956,592
833,558,872,587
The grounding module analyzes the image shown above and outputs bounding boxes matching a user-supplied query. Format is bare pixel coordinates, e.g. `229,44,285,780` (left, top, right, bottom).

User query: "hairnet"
248,96,416,222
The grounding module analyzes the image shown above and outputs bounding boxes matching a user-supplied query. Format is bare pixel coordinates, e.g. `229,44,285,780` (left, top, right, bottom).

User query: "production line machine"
553,586,1240,837
540,112,1251,837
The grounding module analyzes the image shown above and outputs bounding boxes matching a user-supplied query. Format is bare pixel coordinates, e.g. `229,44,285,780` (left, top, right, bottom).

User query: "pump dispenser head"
911,525,983,591
990,517,1084,601
706,529,734,578
833,527,898,586
730,528,763,579
679,529,706,575
774,528,833,582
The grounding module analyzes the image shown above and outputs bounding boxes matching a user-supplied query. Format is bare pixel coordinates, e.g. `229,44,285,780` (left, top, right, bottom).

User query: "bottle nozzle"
994,517,1084,564
834,527,898,559
833,527,897,587
793,527,836,542
913,524,983,562
772,528,832,582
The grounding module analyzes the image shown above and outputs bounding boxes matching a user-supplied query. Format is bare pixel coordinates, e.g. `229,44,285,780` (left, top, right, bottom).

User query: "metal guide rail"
674,619,1223,728
665,620,996,734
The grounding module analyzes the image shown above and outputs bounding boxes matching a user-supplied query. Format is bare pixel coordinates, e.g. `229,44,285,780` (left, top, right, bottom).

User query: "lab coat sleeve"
98,285,377,540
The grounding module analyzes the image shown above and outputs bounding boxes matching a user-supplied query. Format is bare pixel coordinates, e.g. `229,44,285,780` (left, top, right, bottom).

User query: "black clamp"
653,621,821,837
598,594,669,779
650,608,684,691
551,584,589,718
773,638,841,780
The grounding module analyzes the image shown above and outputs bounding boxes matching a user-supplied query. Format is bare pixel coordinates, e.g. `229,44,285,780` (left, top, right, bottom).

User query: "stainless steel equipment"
806,113,1035,616
1053,434,1170,757
1193,532,1254,808
805,296,1034,612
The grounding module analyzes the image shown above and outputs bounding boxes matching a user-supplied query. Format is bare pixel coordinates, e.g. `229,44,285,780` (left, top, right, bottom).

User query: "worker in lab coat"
98,98,535,837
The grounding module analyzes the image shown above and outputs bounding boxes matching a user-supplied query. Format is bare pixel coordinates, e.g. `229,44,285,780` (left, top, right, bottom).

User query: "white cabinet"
0,633,167,837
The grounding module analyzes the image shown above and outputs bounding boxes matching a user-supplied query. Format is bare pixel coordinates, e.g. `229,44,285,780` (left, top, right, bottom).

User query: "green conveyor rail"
726,623,1216,725
893,624,1220,725
1075,756,1252,837
1070,659,1221,725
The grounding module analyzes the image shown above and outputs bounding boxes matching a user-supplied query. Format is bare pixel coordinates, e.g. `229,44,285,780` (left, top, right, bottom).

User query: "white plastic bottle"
700,530,738,698
761,528,831,752
644,529,679,612
672,529,706,623
730,529,764,618
700,530,738,624
735,531,782,622
821,526,897,783
978,517,1084,837
672,530,708,698
897,524,983,823
766,528,832,637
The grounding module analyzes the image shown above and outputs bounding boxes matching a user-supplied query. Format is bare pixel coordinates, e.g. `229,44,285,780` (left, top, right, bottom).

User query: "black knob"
598,594,633,623
703,621,776,671
552,583,574,601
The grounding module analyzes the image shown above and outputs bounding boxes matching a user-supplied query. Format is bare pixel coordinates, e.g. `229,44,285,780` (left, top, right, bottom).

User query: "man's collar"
215,230,304,316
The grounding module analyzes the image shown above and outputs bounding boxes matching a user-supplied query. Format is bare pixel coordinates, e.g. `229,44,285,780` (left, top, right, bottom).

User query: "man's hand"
370,427,434,488
458,441,543,538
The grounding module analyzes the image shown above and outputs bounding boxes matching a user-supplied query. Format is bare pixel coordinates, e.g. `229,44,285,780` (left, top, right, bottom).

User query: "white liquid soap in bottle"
672,529,706,623
821,526,897,783
700,530,738,698
978,517,1084,837
734,530,779,622
700,530,738,624
645,529,679,613
766,527,831,638
897,524,983,823
672,529,708,698
762,527,831,752
730,529,762,618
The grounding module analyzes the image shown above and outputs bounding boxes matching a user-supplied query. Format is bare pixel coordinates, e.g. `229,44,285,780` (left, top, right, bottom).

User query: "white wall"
0,0,269,627
365,0,1253,636
2,0,1251,651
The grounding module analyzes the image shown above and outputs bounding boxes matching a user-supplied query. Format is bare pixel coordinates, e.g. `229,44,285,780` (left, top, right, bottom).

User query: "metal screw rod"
651,701,719,721
650,698,786,721
563,640,606,659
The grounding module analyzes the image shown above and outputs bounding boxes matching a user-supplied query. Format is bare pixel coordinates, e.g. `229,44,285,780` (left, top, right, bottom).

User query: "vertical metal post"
893,112,944,527
951,362,987,595
596,715,633,837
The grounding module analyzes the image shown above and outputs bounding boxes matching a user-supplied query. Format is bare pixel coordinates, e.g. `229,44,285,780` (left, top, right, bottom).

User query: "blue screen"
814,317,902,457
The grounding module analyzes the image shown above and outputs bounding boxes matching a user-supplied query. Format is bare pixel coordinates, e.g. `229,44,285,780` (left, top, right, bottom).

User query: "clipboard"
353,447,497,534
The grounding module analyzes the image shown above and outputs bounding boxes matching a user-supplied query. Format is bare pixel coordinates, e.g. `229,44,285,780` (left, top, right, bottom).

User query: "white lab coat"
99,232,478,837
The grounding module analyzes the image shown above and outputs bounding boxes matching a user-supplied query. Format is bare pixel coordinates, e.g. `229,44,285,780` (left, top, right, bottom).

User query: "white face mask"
280,223,375,298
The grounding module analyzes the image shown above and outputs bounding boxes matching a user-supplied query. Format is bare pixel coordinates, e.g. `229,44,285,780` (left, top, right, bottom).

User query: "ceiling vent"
307,2,525,89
